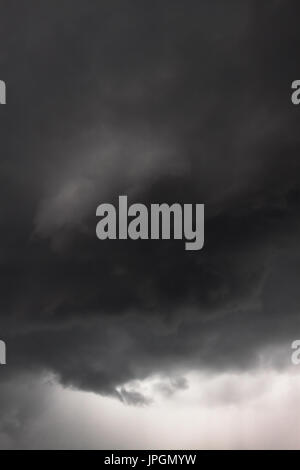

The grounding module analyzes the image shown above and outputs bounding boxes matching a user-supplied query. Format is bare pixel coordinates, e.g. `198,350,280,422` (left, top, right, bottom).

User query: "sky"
0,0,300,449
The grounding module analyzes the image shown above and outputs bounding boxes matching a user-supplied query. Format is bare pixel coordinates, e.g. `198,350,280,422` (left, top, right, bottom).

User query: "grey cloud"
0,0,300,420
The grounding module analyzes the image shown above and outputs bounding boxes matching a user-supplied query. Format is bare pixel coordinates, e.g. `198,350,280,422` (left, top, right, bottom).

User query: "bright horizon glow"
2,367,300,449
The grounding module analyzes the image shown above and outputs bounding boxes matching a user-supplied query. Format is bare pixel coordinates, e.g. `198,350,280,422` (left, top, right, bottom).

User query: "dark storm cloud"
0,0,300,404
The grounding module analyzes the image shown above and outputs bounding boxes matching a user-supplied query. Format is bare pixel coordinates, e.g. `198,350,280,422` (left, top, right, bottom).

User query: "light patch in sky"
1,367,300,449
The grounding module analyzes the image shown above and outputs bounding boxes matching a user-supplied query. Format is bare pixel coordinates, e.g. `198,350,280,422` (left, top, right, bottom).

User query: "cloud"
0,0,300,432
1,369,300,449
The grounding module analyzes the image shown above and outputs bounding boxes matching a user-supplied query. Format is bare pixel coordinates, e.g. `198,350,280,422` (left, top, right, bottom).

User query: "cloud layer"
0,0,300,445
